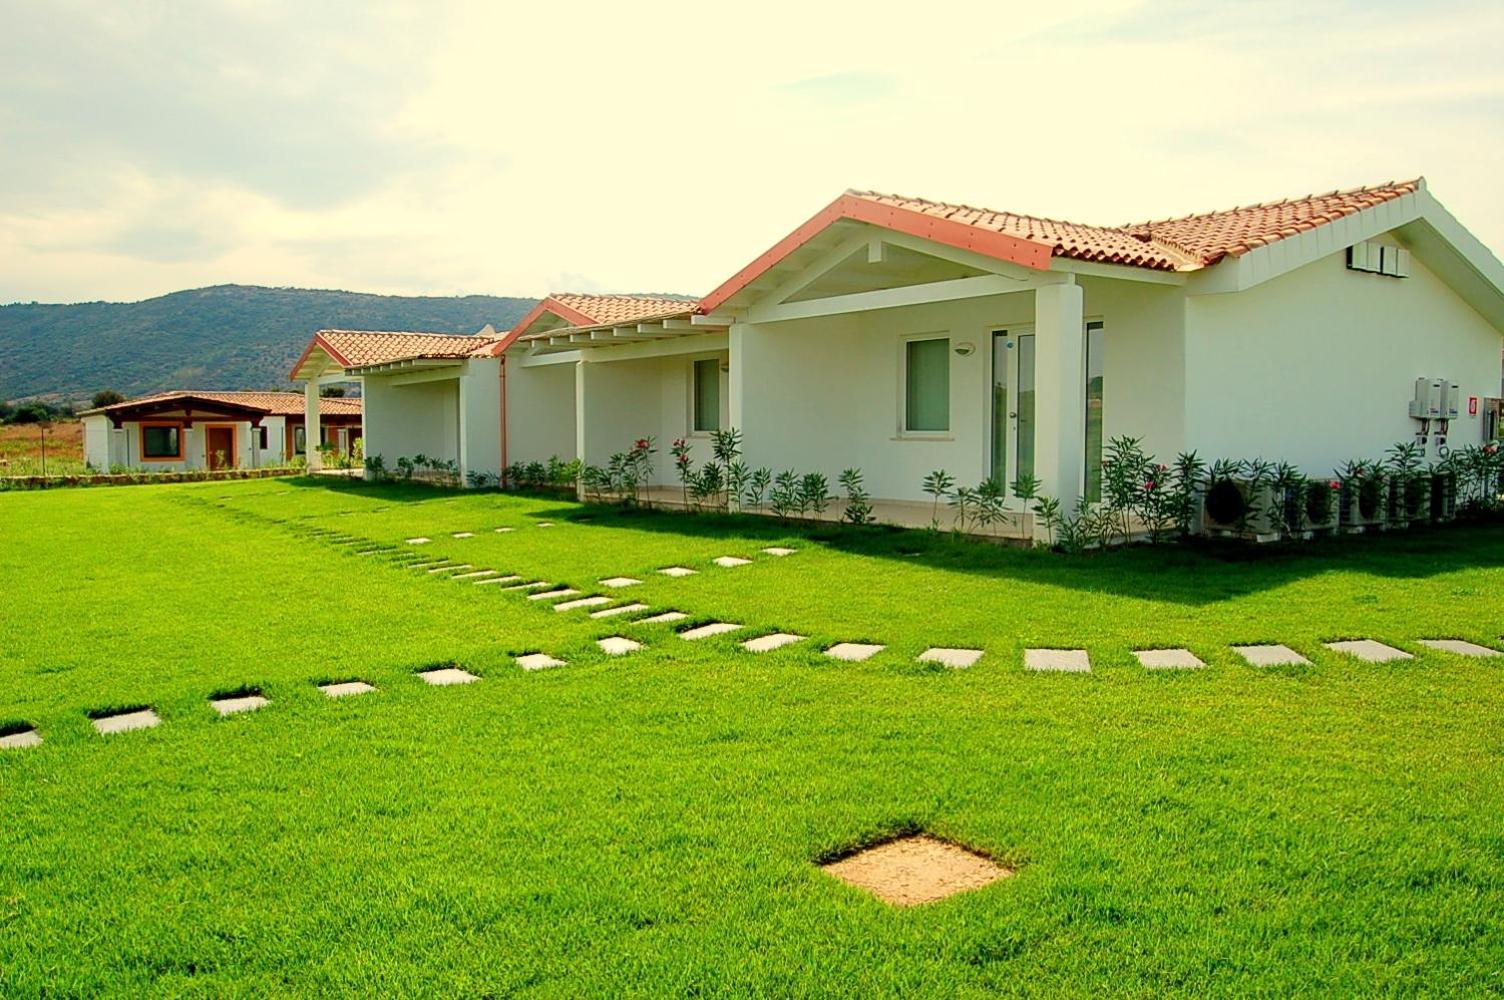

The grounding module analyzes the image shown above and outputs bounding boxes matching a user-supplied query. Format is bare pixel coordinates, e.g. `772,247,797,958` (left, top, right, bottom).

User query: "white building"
80,391,362,472
291,177,1504,530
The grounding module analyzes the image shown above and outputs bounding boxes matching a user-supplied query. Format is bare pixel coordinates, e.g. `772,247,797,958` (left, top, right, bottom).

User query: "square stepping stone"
1134,648,1206,670
555,596,613,612
743,632,804,653
419,666,479,686
1417,639,1503,657
591,602,649,619
639,611,689,624
92,708,161,735
1024,648,1091,672
761,547,796,556
406,537,431,545
528,587,579,601
453,569,498,580
821,834,1011,907
0,728,42,750
452,531,474,538
474,575,523,586
537,522,554,528
679,622,744,640
494,527,515,533
428,563,471,574
210,694,269,716
918,647,983,669
826,642,885,662
503,580,550,591
659,566,697,577
713,556,752,568
600,577,642,588
1233,644,1310,667
1324,639,1413,663
517,652,565,671
319,681,375,698
597,636,642,656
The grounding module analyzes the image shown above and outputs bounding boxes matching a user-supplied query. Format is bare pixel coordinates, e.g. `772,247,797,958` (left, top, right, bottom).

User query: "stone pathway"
713,556,751,568
555,596,612,612
1025,649,1090,673
320,681,375,697
0,728,42,750
659,566,696,577
474,575,523,586
1233,644,1309,667
743,632,804,653
680,622,743,640
406,537,430,545
826,642,885,662
1324,639,1412,663
516,652,565,670
762,547,796,556
92,708,161,734
452,532,474,539
528,587,579,601
918,647,983,669
1417,638,1502,657
639,610,689,624
600,577,641,588
591,603,649,619
597,636,642,656
419,666,479,686
1134,648,1205,669
211,693,269,716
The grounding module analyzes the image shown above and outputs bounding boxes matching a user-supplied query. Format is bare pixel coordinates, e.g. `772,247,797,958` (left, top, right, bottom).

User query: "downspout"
499,353,509,488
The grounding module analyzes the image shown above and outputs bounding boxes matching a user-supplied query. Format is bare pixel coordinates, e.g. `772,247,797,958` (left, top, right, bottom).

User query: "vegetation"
1,478,1503,994
0,284,535,402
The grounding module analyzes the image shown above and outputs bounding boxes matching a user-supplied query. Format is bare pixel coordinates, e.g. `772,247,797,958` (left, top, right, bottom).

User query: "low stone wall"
0,467,303,491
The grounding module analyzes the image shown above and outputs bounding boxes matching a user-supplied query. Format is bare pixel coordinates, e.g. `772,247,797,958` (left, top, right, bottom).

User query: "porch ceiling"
524,312,731,356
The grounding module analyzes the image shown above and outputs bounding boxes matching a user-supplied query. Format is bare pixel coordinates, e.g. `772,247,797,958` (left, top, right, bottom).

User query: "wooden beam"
746,273,1051,325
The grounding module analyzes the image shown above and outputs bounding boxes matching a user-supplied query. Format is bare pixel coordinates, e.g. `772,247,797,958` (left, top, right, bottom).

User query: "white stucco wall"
504,353,577,465
1184,237,1504,473
82,416,111,470
362,373,460,469
459,356,503,480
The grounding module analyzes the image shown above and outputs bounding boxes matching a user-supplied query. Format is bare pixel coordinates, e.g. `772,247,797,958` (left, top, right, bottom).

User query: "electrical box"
1409,377,1444,419
1445,382,1461,418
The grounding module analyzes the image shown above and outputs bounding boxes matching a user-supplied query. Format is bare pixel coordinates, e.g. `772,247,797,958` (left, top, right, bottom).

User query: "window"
140,423,181,460
1084,321,1105,503
904,337,950,433
257,426,269,451
693,359,720,432
293,426,307,455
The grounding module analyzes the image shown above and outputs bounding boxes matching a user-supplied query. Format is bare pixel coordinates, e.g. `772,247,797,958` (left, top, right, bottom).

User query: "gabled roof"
700,180,1427,314
290,329,500,379
80,390,362,419
495,293,700,356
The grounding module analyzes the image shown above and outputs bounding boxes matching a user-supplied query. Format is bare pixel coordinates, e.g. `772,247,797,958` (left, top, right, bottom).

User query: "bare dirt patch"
821,834,1011,906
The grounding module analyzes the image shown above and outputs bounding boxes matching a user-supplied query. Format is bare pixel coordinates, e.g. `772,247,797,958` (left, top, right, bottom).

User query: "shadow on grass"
268,478,1504,606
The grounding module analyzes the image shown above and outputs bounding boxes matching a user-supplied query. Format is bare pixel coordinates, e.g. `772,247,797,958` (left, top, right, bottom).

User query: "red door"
206,426,235,470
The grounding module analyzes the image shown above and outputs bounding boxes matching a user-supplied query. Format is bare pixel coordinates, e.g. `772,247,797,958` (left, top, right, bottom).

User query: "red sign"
1470,396,1479,416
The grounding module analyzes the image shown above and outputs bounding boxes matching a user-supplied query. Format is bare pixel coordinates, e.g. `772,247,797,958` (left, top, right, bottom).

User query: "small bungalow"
80,391,362,472
290,176,1504,535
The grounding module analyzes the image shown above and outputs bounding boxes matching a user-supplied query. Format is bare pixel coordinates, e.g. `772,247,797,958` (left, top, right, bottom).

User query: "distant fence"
0,467,303,491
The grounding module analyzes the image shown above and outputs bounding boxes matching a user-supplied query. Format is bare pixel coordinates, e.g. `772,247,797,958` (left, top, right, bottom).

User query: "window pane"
693,359,720,432
905,338,950,432
1015,335,1034,480
142,425,179,458
1084,322,1105,503
294,426,306,455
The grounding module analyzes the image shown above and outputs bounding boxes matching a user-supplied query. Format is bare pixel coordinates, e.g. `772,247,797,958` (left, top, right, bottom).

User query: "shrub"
922,470,955,530
743,467,772,510
1304,477,1338,525
770,470,799,522
839,468,874,525
798,472,830,518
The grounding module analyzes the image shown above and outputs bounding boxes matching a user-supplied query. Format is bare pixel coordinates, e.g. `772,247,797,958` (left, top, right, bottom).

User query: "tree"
91,389,126,408
10,403,52,425
320,385,347,398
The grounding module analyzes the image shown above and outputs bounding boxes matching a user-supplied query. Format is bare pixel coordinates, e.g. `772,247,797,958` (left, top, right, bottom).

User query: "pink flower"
1330,481,1341,490
1144,480,1156,491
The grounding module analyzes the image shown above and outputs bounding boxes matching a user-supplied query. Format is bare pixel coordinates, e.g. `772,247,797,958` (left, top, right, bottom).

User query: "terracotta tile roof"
846,179,1421,272
1120,179,1422,265
548,293,699,325
516,307,699,344
82,391,361,418
315,329,502,368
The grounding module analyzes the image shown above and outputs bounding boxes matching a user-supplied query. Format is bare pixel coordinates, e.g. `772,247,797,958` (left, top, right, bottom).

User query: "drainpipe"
499,353,510,487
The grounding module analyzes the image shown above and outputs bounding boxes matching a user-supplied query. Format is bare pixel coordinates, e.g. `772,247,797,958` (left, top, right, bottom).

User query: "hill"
0,285,537,402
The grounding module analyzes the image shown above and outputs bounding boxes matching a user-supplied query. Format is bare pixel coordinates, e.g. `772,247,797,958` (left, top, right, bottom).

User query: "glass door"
990,328,1035,502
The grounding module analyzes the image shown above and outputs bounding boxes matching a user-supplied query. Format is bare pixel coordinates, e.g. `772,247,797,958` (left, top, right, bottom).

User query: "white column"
304,380,323,471
728,325,745,431
1033,279,1086,512
574,360,590,468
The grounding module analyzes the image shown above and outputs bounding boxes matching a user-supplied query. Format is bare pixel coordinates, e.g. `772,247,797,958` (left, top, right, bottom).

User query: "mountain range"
0,284,537,402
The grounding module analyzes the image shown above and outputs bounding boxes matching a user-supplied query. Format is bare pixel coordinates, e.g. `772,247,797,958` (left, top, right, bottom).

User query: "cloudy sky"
2,0,1501,304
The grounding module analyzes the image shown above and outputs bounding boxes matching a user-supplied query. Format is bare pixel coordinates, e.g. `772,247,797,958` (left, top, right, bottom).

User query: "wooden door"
206,426,235,470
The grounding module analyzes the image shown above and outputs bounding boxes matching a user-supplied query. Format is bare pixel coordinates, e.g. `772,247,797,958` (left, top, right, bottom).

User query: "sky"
2,0,1502,304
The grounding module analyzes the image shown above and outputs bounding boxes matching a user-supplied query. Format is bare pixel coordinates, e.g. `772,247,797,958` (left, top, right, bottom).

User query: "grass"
3,477,1504,996
0,420,86,477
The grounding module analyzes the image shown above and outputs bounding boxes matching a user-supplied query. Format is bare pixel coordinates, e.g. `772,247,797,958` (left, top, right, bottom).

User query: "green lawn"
3,478,1503,996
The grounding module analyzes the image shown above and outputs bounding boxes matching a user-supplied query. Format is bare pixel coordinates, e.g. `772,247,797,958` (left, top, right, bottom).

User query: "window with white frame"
692,358,721,432
904,337,950,433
